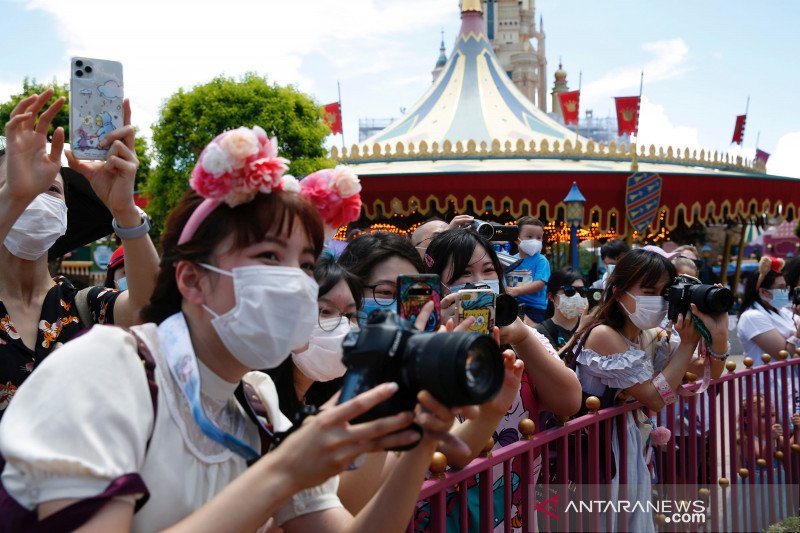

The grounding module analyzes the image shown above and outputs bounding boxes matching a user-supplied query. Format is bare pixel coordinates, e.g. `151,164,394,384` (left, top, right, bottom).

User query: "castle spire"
431,29,448,82
461,0,482,14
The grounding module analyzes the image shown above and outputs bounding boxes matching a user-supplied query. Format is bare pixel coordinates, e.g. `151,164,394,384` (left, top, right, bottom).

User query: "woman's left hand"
480,350,524,416
498,316,529,345
688,302,729,350
65,99,139,219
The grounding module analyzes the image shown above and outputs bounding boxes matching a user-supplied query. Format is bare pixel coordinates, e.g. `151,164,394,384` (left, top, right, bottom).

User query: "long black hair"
336,231,424,282
265,258,361,420
739,269,781,316
425,228,506,290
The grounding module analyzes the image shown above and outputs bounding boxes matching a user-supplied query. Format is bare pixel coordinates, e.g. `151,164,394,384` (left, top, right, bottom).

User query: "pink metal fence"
412,355,800,533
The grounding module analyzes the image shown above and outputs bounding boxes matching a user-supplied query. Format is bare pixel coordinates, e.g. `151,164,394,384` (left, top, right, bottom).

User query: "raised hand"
65,99,139,219
2,90,65,202
480,350,524,417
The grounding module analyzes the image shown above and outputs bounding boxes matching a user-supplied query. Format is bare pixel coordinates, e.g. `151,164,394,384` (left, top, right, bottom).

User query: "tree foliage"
0,77,152,189
144,73,334,234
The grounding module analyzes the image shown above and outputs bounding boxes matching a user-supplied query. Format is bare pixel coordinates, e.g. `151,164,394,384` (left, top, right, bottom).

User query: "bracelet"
112,207,151,240
707,341,731,361
652,372,677,406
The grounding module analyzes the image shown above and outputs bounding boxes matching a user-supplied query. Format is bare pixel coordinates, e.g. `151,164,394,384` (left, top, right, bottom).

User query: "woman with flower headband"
0,126,468,532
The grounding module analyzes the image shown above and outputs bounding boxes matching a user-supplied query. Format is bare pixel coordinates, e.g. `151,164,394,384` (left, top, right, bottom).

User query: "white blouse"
737,303,797,363
0,323,340,531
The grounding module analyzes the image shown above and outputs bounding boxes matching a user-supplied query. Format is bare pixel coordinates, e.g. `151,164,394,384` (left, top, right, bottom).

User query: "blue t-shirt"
505,253,550,310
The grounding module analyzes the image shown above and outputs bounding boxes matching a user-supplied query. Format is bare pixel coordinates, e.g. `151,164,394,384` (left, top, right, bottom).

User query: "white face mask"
292,317,351,382
518,239,542,256
3,193,68,261
201,263,319,369
621,291,668,330
557,293,588,320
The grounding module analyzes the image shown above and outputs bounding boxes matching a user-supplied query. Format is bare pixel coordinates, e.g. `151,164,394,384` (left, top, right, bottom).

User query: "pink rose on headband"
299,166,362,231
188,126,289,207
329,165,361,198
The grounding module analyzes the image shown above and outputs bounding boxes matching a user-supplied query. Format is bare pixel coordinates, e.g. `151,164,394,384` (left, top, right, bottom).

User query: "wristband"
787,335,800,348
112,207,151,240
707,341,731,361
652,372,676,406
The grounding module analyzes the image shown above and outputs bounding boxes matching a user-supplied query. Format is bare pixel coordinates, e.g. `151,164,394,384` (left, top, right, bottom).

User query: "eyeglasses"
318,306,355,331
364,282,397,303
561,286,588,297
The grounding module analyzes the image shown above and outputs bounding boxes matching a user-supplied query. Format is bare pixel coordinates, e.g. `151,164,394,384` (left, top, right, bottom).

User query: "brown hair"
141,190,324,324
516,216,544,230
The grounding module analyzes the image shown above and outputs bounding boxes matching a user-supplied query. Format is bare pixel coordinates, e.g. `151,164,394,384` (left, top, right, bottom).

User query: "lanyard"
158,313,260,462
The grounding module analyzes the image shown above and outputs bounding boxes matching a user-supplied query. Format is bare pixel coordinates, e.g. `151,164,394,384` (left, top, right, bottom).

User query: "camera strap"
676,341,712,398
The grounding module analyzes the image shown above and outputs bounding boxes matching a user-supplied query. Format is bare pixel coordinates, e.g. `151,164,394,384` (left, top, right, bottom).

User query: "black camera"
791,287,800,307
662,275,734,321
462,281,519,327
470,220,520,242
337,310,504,443
587,287,604,310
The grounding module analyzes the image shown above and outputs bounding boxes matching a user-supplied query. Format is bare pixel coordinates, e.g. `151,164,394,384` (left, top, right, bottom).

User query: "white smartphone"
70,57,124,160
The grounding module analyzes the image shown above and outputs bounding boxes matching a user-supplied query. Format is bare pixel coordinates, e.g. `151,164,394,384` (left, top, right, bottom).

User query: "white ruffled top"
0,323,340,532
575,329,673,396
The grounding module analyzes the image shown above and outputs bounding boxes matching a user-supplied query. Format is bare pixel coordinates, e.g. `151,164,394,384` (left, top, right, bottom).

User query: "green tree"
0,77,152,190
144,73,334,234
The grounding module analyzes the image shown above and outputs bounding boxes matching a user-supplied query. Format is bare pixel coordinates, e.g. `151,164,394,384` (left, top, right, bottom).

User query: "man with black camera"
504,217,550,324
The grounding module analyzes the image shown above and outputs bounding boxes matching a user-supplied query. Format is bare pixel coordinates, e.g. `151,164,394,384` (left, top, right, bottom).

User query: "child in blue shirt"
505,216,550,323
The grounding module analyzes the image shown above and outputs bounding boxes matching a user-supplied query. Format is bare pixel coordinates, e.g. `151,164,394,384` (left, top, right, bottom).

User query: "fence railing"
412,354,800,533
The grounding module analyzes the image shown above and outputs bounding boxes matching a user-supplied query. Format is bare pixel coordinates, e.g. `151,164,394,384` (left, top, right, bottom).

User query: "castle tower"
482,0,547,111
431,30,448,82
550,61,569,119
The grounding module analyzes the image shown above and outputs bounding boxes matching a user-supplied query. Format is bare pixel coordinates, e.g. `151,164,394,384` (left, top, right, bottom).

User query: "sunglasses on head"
561,286,588,297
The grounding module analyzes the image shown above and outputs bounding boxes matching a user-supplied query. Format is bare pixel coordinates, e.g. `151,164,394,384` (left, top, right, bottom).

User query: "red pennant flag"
615,96,641,136
322,102,343,135
731,114,746,145
558,90,580,125
755,148,770,164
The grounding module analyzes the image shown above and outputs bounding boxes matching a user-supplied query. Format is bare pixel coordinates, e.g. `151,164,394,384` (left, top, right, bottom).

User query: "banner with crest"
625,172,662,234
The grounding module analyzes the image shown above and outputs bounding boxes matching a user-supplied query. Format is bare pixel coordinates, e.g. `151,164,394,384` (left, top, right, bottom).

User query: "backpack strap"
74,287,94,328
565,322,602,371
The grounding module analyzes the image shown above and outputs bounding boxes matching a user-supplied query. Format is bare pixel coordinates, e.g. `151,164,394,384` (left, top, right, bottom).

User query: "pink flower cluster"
299,166,362,230
189,126,290,206
649,426,671,447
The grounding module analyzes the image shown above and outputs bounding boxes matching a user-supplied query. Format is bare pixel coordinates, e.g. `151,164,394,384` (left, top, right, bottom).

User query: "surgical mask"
201,263,319,369
518,239,542,256
116,277,128,291
621,291,668,330
292,317,351,382
768,288,790,310
359,297,395,326
3,193,68,261
557,293,588,320
447,279,501,295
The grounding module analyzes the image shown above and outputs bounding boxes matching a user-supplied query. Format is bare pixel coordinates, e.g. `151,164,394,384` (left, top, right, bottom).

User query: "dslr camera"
470,220,520,242
337,310,503,443
662,275,734,321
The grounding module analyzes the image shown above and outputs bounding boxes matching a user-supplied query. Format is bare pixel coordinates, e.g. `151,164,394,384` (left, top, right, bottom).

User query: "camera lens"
75,70,83,78
84,66,93,73
472,222,494,239
406,331,503,406
75,60,83,67
689,284,734,315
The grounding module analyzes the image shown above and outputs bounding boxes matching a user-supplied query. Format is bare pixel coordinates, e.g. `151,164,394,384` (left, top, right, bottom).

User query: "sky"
1,0,799,177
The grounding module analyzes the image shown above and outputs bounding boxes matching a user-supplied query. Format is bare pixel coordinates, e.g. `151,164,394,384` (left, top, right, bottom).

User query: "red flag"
731,114,746,145
615,96,641,136
558,90,580,125
755,148,770,164
322,102,343,135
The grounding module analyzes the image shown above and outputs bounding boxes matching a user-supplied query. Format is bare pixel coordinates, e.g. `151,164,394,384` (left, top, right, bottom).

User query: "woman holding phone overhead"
0,90,159,418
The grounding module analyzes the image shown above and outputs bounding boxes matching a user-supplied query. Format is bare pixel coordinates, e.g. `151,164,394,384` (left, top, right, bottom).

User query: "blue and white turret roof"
362,0,581,148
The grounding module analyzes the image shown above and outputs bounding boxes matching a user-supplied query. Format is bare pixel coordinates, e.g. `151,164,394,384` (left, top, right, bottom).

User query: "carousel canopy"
359,1,581,150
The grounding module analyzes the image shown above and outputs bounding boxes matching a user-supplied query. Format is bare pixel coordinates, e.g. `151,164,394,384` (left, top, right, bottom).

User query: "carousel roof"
359,2,582,150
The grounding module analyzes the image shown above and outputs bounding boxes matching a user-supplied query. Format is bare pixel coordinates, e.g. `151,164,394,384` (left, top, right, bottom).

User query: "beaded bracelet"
707,341,731,361
652,372,677,406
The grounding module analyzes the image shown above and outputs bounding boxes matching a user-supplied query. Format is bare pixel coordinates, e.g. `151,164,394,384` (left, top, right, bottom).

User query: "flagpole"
574,70,582,144
338,81,345,150
631,70,644,172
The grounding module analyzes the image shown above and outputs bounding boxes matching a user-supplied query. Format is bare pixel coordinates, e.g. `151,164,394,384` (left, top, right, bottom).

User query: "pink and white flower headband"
178,126,361,245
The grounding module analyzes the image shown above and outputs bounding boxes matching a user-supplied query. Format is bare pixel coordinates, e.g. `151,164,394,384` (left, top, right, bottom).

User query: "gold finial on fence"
519,418,536,440
585,396,601,414
761,353,772,364
756,458,768,468
718,477,730,487
655,514,668,525
794,347,800,357
685,371,698,383
774,450,785,461
725,360,737,373
792,443,800,454
738,467,750,478
698,488,710,500
777,350,789,360
429,452,448,479
480,438,495,458
743,357,754,368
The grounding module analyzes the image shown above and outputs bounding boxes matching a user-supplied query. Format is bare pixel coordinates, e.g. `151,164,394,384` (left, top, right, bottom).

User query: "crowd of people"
0,89,798,532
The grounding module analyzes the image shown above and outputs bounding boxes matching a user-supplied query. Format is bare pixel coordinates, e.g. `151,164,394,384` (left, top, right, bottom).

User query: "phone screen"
397,275,441,332
457,289,495,335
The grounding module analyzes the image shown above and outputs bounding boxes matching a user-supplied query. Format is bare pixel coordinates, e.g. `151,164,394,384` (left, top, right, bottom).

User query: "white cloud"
636,96,700,151
20,0,454,138
582,38,690,110
767,132,800,178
